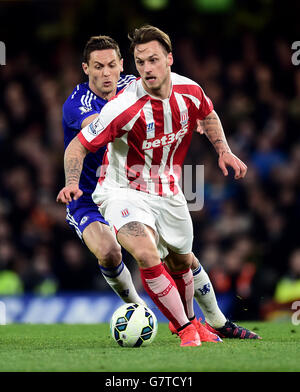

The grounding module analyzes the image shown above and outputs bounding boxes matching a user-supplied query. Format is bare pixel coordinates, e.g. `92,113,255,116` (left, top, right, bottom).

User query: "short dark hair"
83,35,122,64
128,25,172,54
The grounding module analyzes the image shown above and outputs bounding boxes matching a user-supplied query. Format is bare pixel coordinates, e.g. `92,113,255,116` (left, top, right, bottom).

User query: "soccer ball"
110,303,158,347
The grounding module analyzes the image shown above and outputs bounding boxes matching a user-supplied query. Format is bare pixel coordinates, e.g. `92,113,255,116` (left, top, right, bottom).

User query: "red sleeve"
77,129,106,153
197,86,214,119
77,118,117,153
78,94,149,153
173,83,214,119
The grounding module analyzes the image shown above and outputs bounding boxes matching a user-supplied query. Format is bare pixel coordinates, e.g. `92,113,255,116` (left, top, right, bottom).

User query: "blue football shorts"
66,196,108,241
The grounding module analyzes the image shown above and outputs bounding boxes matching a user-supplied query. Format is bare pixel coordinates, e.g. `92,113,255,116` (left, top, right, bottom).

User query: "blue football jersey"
62,74,136,197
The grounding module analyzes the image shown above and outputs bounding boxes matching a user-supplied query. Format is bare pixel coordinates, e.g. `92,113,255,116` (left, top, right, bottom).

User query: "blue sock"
192,263,202,276
99,261,124,278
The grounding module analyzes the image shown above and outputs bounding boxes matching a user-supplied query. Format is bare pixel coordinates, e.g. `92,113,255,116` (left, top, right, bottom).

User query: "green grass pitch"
0,321,299,372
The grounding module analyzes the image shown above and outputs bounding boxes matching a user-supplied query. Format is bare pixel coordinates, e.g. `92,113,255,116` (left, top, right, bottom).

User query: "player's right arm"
57,102,124,205
81,113,99,129
58,84,103,204
58,107,110,204
56,137,89,204
77,84,147,153
57,95,130,204
58,81,145,203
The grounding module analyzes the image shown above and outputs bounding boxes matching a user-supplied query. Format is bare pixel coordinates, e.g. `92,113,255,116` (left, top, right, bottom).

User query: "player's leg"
164,250,222,343
155,194,221,342
82,221,146,305
66,203,145,305
116,222,189,327
191,255,261,339
163,250,195,321
117,222,200,346
191,254,227,328
155,194,196,324
96,189,200,346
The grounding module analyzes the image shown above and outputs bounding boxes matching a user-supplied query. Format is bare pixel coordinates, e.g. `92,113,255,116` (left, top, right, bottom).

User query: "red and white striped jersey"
78,72,213,197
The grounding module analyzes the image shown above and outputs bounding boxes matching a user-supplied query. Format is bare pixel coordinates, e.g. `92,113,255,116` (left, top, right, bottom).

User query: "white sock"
193,262,227,328
100,261,147,306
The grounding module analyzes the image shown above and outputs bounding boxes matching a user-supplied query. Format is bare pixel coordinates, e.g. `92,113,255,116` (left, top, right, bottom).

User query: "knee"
96,242,122,268
190,252,200,270
165,252,193,272
132,248,160,268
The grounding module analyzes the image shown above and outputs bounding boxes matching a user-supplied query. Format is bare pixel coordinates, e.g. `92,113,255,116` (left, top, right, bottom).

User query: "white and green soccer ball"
110,303,158,347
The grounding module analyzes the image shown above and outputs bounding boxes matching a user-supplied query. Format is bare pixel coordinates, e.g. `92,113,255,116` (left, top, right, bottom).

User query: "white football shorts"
92,184,193,257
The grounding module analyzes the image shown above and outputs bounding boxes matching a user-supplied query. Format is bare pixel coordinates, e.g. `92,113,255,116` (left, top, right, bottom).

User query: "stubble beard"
143,69,171,98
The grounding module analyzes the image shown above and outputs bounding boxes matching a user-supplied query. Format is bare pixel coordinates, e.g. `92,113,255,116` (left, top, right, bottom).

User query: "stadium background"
0,0,299,323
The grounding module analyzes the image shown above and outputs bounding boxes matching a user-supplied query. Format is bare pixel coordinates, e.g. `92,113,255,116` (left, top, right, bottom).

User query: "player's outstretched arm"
197,110,247,180
56,136,89,204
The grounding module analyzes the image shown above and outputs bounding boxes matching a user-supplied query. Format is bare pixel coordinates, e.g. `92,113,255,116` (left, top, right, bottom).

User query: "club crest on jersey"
79,106,93,115
80,216,89,225
121,208,130,218
180,110,189,126
88,118,104,136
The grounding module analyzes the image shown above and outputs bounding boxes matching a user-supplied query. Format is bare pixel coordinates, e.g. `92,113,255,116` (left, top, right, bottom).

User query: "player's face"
82,49,123,99
134,40,173,99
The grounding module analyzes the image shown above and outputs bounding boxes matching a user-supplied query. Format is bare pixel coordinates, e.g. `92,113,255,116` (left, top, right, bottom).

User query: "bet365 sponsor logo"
142,127,188,150
0,41,6,65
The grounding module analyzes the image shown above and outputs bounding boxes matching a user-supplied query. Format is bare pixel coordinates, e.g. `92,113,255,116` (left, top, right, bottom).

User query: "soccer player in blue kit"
61,35,146,305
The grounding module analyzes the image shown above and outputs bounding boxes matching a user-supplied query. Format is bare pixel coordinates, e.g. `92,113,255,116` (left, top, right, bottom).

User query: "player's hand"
218,151,247,179
56,184,83,204
195,119,205,134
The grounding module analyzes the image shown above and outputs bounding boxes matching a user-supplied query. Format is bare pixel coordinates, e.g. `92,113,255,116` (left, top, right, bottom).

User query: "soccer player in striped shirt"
61,35,146,306
57,26,260,345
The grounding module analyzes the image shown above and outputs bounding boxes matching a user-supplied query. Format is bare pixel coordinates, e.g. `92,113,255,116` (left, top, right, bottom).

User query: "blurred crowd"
0,27,299,321
178,33,300,320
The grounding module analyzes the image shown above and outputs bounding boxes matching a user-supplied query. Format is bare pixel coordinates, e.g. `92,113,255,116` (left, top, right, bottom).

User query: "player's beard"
100,84,114,95
93,80,116,99
143,69,171,97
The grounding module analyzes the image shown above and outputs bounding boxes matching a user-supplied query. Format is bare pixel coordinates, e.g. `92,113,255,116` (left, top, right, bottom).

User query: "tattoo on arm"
118,222,148,237
202,111,230,155
64,136,88,186
213,139,226,147
65,157,83,186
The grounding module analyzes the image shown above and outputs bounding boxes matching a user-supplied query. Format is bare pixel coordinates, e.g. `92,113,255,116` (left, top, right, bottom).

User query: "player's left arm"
197,110,247,180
